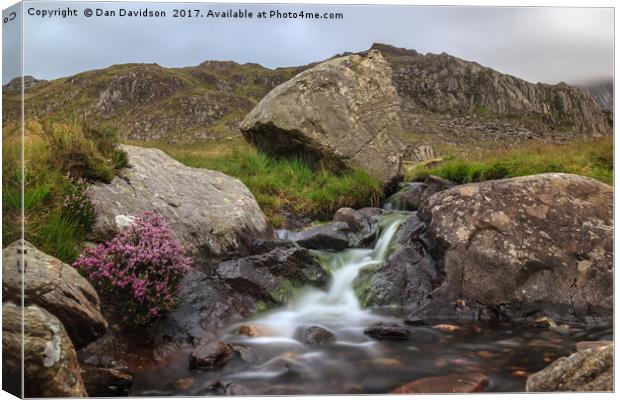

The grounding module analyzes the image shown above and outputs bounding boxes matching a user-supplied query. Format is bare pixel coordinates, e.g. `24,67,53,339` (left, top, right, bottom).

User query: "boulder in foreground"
240,49,404,186
413,173,612,323
3,240,107,348
90,144,273,260
526,343,613,392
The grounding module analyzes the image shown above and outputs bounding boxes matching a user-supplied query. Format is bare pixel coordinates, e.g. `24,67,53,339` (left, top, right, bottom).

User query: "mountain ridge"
3,43,612,147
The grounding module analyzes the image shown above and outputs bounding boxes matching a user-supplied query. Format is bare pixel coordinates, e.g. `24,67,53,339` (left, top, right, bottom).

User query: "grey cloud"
5,2,614,85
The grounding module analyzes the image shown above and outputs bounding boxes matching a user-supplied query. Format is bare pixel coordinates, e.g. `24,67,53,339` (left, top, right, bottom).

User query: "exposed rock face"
216,246,329,303
373,43,612,138
577,79,613,112
2,240,107,348
526,344,613,392
415,173,612,323
2,302,88,397
385,175,456,211
2,75,46,92
90,144,273,260
240,50,404,186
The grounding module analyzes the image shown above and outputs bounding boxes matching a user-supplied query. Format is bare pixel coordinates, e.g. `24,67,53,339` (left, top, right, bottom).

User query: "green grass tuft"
128,139,385,226
407,137,613,185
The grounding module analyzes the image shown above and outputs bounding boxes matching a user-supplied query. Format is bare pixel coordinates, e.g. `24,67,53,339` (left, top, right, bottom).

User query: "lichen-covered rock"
240,50,404,186
2,302,88,397
90,144,273,260
2,240,107,348
416,173,612,323
301,326,337,346
526,344,613,392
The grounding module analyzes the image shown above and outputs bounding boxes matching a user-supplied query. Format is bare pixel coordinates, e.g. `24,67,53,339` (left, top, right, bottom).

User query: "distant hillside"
2,62,307,142
3,44,612,148
577,79,613,112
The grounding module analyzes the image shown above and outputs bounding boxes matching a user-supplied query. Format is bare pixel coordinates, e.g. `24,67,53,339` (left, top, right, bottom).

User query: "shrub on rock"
74,211,192,324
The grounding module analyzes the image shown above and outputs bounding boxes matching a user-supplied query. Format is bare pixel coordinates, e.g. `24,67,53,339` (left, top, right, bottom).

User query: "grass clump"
407,137,613,185
2,120,126,262
129,138,384,226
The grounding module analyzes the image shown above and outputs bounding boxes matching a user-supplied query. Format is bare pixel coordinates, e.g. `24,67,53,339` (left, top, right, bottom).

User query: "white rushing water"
225,212,410,348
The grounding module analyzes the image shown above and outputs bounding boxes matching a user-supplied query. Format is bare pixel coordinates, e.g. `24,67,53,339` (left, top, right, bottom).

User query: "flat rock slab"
574,341,613,352
90,144,273,260
391,372,489,393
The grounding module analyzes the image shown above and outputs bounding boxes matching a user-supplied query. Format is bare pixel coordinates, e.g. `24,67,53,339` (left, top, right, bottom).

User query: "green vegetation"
407,137,613,185
128,138,385,227
2,121,126,262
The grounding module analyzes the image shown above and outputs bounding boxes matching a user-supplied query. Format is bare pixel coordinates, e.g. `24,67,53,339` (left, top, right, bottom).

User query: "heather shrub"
74,211,192,325
61,175,97,235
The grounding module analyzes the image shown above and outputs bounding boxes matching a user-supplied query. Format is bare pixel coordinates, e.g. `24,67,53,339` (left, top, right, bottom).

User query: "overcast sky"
2,2,614,85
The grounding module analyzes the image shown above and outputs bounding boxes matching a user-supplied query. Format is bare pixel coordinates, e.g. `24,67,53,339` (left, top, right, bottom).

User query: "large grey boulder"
90,144,273,259
2,302,88,397
240,50,404,186
413,173,612,323
2,240,107,348
526,344,613,392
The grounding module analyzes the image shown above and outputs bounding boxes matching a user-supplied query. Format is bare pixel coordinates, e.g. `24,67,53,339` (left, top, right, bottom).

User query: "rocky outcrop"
2,302,88,397
413,173,612,323
2,240,107,348
577,79,613,112
373,43,612,137
526,344,613,392
385,176,456,211
354,213,437,308
240,50,404,186
2,75,47,92
282,207,383,250
90,144,273,260
216,246,329,303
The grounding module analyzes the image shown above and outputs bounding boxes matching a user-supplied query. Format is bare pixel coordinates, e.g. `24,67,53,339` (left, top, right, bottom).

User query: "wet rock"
302,326,337,346
237,324,267,337
216,246,329,303
364,322,417,340
416,173,613,323
333,207,383,241
3,302,87,397
574,341,613,352
432,324,461,333
391,372,489,393
174,377,195,391
80,364,133,396
230,344,260,364
241,50,404,187
408,299,497,323
2,240,107,349
189,341,233,369
90,144,273,260
226,383,254,395
385,182,428,211
149,269,258,349
526,343,613,391
354,213,438,308
285,222,351,251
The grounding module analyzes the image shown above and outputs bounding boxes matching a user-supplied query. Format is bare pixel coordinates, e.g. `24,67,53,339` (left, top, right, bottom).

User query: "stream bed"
130,212,612,395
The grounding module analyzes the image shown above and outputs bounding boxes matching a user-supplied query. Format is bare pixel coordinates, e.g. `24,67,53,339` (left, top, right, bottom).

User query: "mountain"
3,44,612,147
370,43,611,149
577,79,613,112
2,62,307,142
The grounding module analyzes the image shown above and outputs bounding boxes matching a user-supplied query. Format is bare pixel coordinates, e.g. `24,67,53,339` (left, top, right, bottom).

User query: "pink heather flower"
73,211,192,325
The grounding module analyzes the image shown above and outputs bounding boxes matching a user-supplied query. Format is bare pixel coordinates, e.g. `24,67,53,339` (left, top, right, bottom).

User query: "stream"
130,211,612,395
